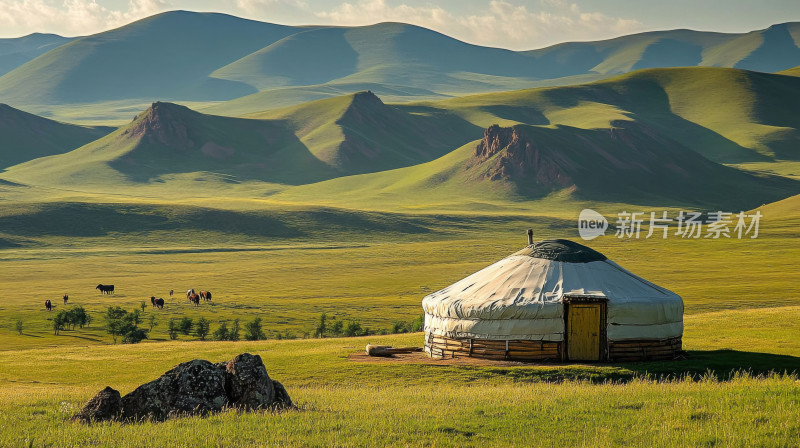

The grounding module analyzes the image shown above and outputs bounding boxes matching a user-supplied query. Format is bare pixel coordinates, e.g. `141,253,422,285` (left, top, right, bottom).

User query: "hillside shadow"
735,24,800,73
631,39,703,71
385,349,800,385
613,349,800,382
536,78,770,164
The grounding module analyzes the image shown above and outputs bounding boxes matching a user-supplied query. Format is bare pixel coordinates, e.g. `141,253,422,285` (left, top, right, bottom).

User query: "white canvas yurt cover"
422,239,683,342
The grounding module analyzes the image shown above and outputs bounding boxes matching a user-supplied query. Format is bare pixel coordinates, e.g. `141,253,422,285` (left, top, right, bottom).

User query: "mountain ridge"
2,11,800,109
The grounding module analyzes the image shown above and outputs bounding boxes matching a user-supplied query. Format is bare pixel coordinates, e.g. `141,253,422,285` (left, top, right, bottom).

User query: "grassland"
2,58,800,446
1,305,799,447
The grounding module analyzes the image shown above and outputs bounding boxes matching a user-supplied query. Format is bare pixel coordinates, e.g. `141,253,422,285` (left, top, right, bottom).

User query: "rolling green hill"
211,22,543,94
414,67,800,164
0,33,72,76
2,11,800,114
0,11,301,104
2,67,799,213
524,23,800,76
0,103,112,168
0,93,478,186
778,66,800,76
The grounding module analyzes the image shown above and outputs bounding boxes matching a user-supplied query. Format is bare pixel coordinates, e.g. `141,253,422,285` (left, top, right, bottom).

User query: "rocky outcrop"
71,353,292,423
219,353,276,410
120,359,229,421
123,101,195,150
471,124,575,187
69,386,122,423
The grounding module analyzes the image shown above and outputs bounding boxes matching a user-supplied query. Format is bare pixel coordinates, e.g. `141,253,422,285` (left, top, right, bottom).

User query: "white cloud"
315,0,644,49
234,0,309,18
0,0,644,49
0,0,170,37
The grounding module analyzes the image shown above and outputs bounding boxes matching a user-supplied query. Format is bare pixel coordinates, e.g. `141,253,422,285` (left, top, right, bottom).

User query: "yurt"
422,237,683,362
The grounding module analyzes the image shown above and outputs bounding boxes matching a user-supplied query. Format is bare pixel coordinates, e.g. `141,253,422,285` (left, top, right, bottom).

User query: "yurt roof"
422,239,682,322
511,239,607,263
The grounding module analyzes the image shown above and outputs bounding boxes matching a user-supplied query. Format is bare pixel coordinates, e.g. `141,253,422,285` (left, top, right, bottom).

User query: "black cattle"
45,299,52,311
96,284,115,295
154,298,164,309
188,293,200,306
150,296,156,307
63,293,69,305
200,290,212,301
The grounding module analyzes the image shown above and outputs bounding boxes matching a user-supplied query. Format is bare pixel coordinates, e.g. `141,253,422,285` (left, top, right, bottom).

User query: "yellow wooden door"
567,304,601,361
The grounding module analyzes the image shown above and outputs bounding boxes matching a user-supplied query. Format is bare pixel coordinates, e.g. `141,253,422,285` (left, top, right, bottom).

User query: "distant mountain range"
2,66,798,211
1,11,800,108
0,33,73,76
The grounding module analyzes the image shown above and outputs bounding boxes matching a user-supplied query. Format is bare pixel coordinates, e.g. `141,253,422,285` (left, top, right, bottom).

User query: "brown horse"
63,293,69,305
188,293,200,306
200,290,212,301
45,299,52,311
169,289,174,297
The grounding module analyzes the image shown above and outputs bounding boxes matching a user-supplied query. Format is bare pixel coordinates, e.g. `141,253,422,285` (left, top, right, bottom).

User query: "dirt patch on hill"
348,351,532,367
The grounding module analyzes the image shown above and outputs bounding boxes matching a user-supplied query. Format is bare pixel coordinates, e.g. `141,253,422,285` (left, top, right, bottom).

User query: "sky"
1,0,800,49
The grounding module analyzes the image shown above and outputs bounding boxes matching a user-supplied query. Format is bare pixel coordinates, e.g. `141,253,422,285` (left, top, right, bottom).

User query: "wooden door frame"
563,295,609,362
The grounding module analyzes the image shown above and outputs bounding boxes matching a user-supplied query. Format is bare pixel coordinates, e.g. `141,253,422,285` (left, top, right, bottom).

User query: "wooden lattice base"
424,333,562,361
425,333,683,362
607,337,682,361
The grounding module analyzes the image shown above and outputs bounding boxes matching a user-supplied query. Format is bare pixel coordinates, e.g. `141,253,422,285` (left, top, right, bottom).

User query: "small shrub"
330,319,344,336
229,319,240,341
14,319,23,335
179,317,193,335
344,321,363,337
314,313,327,338
167,318,179,340
213,322,229,341
244,317,266,341
195,317,210,341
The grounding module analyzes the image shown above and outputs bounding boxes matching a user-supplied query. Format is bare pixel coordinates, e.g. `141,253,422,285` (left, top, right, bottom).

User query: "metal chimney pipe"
527,228,533,245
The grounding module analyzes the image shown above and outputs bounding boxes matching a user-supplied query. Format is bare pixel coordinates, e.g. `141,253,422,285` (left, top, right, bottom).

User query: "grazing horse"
154,298,164,309
63,293,69,305
169,289,174,297
45,299,52,311
188,293,200,307
186,288,195,300
200,290,212,301
150,296,156,307
96,284,114,295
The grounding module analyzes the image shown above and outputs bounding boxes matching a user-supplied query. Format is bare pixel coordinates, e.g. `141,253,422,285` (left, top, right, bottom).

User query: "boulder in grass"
120,359,228,422
272,380,294,409
71,353,293,423
69,386,122,423
220,353,275,410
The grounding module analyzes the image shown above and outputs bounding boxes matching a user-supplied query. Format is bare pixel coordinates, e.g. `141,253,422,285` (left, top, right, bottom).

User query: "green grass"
1,305,799,447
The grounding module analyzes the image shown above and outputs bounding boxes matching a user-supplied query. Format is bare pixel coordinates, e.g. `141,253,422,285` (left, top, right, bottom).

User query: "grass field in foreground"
0,306,799,447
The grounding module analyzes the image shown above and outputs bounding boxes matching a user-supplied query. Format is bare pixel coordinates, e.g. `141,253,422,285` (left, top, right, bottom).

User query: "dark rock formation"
71,353,292,423
219,353,275,410
69,386,122,423
120,359,229,422
272,380,294,409
124,101,195,150
471,124,575,187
